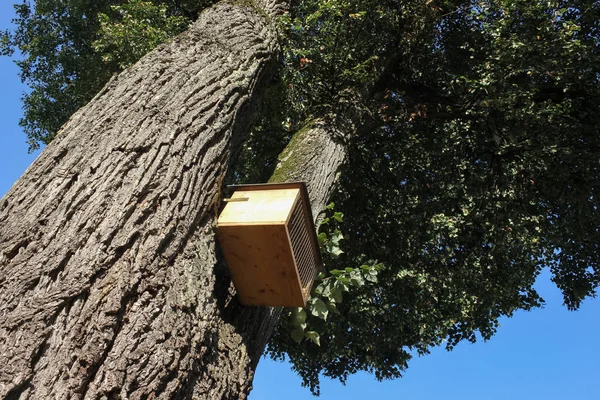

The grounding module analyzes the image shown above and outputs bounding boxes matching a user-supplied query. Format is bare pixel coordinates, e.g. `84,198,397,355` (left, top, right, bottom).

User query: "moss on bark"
269,119,318,183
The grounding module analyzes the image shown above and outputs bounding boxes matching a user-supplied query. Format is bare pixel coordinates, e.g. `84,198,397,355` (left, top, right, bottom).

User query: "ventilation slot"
288,199,319,292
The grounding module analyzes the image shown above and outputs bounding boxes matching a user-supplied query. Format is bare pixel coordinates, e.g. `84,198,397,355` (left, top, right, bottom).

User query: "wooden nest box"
216,182,323,307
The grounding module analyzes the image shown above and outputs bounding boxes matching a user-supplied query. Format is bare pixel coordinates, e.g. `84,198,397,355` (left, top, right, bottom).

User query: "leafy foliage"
1,1,119,149
270,203,386,391
267,0,600,394
3,0,600,396
278,0,404,119
1,0,205,149
92,0,188,69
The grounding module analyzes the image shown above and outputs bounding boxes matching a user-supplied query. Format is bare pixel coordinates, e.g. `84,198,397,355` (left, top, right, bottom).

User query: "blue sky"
1,3,598,399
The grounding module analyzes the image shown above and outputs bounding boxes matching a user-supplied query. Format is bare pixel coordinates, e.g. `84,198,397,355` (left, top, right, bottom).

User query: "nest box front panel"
216,223,305,307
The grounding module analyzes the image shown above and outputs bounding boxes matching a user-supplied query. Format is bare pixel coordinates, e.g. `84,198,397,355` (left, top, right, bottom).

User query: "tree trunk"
0,1,348,398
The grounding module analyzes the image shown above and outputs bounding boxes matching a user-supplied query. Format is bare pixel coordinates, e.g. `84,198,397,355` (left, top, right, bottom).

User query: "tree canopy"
0,0,201,148
3,0,599,395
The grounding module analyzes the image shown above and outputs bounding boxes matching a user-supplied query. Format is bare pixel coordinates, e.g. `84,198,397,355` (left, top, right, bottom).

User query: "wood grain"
217,223,305,307
218,188,300,226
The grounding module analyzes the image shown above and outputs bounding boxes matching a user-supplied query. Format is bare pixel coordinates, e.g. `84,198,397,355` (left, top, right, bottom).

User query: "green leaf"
350,273,364,287
316,281,332,296
305,330,321,346
325,230,344,257
327,301,340,315
333,212,344,222
327,244,344,258
330,286,343,303
332,276,349,289
291,308,307,326
330,230,344,245
337,276,352,287
317,232,328,247
365,270,378,283
291,327,305,344
310,298,329,320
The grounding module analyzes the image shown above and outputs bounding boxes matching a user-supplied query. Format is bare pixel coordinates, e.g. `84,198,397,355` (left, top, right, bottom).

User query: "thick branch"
269,119,347,218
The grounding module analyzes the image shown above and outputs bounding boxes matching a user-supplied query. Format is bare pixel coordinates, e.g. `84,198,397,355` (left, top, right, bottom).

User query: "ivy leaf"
317,232,328,247
337,276,352,287
330,230,343,245
327,301,340,315
333,211,344,222
326,243,344,258
316,281,332,296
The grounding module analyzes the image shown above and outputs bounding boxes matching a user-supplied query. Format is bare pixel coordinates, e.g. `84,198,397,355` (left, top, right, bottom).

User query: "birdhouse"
216,182,323,307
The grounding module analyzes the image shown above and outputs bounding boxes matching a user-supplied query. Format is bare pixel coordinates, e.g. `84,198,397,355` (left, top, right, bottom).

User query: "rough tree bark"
0,0,348,398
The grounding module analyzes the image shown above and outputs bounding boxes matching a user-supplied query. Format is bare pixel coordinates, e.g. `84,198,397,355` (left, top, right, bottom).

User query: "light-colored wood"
217,188,300,226
216,223,305,307
216,183,322,307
